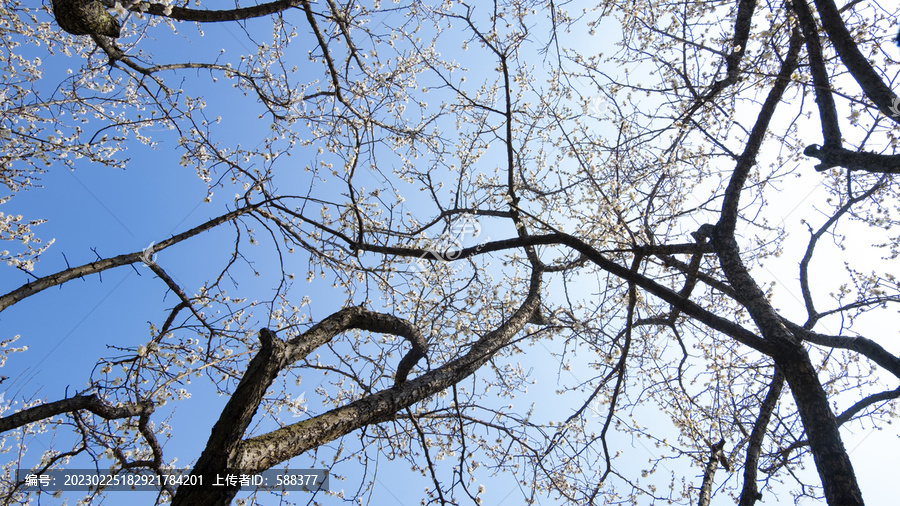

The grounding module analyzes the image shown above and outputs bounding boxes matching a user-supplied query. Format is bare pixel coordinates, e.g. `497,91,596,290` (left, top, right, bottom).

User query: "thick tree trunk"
171,329,288,506
773,342,865,505
713,232,864,505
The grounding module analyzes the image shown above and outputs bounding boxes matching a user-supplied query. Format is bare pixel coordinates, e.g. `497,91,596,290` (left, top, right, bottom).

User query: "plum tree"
2,1,900,504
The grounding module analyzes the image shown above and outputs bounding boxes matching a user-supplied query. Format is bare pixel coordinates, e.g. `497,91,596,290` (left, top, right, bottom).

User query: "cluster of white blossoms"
114,0,174,17
0,199,54,272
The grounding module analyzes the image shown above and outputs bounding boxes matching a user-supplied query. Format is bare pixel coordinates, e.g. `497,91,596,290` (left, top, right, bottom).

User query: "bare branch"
0,204,260,312
739,368,784,506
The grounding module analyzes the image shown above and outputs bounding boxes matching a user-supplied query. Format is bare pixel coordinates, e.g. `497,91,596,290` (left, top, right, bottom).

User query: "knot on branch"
258,328,282,351
526,297,548,325
691,224,718,245
710,439,731,472
803,144,837,171
52,0,121,38
256,328,287,369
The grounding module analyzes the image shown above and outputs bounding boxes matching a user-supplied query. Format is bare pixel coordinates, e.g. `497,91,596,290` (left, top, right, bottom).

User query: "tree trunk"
712,231,864,505
171,329,288,506
773,341,865,505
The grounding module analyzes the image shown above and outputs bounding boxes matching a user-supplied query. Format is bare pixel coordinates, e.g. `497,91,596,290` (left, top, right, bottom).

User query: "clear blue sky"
1,2,897,505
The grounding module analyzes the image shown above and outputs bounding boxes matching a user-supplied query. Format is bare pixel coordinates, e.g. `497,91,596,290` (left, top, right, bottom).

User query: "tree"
2,0,899,504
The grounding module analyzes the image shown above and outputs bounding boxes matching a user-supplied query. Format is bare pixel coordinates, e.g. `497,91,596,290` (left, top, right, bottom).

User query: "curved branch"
0,395,152,433
173,307,436,504
835,386,900,425
231,267,543,473
130,0,303,23
284,306,428,386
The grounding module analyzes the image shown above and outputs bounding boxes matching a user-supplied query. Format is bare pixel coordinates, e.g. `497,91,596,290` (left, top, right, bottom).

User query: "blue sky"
2,1,899,505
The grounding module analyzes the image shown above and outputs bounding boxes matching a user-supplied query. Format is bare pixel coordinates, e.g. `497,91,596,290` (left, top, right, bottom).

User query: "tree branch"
835,386,900,425
786,322,900,380
231,267,543,473
0,395,152,433
792,0,842,150
0,204,260,312
173,307,434,504
738,368,784,506
125,0,304,23
356,233,770,353
812,0,900,125
802,143,900,173
698,439,726,506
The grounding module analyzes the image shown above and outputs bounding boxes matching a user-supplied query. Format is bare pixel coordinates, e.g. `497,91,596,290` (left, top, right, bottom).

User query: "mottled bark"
171,270,541,505
122,0,304,23
52,0,120,37
0,395,151,432
172,329,288,505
